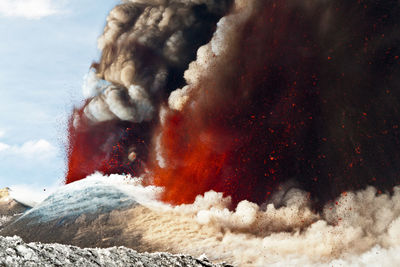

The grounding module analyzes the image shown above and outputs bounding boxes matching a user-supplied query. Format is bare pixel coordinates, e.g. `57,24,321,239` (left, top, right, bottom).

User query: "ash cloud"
64,1,400,264
15,1,394,266
151,0,400,205
82,0,233,124
114,179,400,266
66,0,400,204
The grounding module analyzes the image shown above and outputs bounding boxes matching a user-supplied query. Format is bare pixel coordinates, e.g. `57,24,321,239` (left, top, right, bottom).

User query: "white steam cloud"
126,180,400,266
68,173,400,266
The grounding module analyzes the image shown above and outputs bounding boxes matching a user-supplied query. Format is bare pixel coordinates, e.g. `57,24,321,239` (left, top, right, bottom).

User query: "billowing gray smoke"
82,0,232,123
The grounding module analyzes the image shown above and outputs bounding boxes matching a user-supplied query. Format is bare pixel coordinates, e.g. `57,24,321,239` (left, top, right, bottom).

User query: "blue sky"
0,0,118,192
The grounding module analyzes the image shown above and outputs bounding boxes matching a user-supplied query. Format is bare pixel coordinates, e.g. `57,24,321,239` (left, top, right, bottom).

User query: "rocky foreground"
0,236,231,267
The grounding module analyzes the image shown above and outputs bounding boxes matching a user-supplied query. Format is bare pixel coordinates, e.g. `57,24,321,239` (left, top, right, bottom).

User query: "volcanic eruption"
66,0,400,208
4,1,400,266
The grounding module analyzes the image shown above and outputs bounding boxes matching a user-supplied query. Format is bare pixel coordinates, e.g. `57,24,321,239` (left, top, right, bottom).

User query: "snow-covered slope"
0,236,231,267
0,174,170,252
16,174,143,223
0,174,153,249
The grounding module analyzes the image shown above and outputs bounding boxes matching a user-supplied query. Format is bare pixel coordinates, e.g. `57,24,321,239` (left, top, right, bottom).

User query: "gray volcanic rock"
0,236,231,267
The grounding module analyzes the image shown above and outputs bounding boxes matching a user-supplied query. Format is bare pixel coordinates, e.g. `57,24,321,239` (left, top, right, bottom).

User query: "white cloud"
0,142,9,152
0,130,5,139
0,0,60,19
0,139,57,159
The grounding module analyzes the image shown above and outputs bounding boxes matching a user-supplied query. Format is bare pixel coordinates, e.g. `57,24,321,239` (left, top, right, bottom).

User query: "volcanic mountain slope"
0,175,150,250
0,188,31,231
0,177,234,266
0,187,31,215
0,236,230,267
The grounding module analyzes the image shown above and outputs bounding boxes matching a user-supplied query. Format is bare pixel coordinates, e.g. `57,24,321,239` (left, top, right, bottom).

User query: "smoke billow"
87,0,232,123
67,0,400,205
130,184,400,266
66,0,233,183
152,185,400,266
64,0,400,264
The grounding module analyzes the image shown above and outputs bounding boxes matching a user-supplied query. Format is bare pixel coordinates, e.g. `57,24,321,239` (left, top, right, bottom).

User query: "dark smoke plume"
66,0,233,183
67,0,400,208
